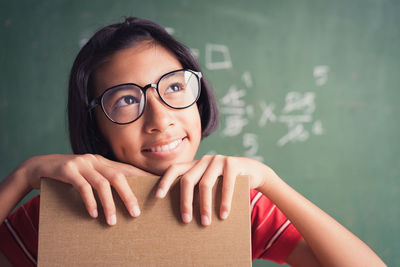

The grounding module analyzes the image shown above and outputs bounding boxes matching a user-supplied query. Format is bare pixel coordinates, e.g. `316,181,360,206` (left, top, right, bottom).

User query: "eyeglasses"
89,69,202,124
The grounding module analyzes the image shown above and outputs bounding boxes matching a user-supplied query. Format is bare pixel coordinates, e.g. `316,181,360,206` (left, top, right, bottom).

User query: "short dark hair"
68,17,219,158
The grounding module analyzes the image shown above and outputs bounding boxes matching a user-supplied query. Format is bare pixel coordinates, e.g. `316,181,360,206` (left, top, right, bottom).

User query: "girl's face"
93,41,202,175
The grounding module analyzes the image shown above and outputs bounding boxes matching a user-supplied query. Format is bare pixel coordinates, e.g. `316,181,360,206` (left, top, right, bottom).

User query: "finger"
57,165,99,219
70,177,98,219
156,161,197,199
179,157,214,223
198,155,225,226
81,168,117,226
179,176,194,223
97,165,141,218
219,158,237,220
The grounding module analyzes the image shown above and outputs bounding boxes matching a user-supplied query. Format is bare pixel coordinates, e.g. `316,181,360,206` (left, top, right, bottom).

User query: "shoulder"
250,189,275,214
0,195,40,267
250,190,302,264
8,195,40,227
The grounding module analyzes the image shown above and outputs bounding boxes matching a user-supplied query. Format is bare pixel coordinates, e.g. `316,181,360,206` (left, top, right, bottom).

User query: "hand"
155,155,273,226
21,154,154,225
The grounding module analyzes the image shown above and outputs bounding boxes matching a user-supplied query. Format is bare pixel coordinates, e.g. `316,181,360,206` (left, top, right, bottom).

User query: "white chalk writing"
313,65,329,86
258,101,277,127
243,133,264,162
205,43,232,70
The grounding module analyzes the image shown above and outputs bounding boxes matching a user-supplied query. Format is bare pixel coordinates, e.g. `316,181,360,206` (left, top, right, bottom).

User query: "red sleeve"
0,195,40,267
250,189,302,264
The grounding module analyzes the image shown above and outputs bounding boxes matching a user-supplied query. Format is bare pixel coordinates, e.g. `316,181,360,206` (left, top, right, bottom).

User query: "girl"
0,17,385,266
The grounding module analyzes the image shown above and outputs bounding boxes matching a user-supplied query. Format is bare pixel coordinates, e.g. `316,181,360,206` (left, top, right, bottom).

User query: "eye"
165,83,185,94
115,95,139,107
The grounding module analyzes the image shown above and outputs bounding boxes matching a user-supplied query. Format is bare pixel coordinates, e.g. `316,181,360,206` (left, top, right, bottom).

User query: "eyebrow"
108,69,184,89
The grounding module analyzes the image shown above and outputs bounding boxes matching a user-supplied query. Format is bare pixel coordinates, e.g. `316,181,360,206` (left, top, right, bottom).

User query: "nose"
142,88,174,133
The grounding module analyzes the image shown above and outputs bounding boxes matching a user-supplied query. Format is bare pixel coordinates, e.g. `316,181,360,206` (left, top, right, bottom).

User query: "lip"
141,137,187,158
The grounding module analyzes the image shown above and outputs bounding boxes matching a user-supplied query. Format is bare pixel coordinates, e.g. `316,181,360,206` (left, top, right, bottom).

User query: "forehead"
93,41,183,96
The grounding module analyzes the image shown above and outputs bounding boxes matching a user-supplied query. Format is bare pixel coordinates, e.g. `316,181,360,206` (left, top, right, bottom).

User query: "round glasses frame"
88,69,202,125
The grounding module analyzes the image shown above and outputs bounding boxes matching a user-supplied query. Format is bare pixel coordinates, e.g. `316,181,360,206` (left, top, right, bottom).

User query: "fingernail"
182,213,192,223
156,188,165,198
131,206,141,217
108,214,117,225
201,215,211,226
90,209,98,218
221,211,229,220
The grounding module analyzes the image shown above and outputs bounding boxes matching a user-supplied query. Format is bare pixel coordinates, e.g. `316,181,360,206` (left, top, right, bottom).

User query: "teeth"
150,139,182,152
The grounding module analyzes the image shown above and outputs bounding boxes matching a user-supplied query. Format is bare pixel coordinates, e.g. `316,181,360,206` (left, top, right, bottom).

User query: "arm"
258,166,386,267
0,163,31,225
0,154,154,226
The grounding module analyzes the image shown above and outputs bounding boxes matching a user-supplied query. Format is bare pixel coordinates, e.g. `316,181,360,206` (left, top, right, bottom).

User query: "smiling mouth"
142,138,184,153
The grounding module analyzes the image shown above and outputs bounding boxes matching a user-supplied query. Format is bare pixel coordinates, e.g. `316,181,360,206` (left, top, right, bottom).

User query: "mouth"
142,137,186,153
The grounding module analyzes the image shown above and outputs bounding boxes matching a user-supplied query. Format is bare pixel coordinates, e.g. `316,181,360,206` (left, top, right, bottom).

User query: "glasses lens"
158,70,200,108
102,84,145,124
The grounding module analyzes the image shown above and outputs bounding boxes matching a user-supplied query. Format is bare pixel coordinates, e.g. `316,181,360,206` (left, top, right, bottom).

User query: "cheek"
186,106,202,146
94,110,139,154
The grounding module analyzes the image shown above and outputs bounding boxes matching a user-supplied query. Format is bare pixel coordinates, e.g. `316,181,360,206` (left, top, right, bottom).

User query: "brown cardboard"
38,175,251,266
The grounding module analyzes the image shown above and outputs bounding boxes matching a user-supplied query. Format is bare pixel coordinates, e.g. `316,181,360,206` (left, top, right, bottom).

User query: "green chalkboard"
1,0,399,266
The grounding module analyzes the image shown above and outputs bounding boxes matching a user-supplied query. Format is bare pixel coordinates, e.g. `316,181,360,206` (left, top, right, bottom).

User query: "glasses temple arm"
88,98,100,111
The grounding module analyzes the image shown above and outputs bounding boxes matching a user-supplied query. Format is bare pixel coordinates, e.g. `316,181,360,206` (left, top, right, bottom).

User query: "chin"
148,166,165,176
145,156,193,176
138,161,170,176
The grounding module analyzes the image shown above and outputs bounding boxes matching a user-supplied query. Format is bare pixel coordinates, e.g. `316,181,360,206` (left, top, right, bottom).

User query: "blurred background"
1,0,399,266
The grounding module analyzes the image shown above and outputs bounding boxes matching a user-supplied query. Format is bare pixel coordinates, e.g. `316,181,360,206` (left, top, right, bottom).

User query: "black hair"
68,17,219,157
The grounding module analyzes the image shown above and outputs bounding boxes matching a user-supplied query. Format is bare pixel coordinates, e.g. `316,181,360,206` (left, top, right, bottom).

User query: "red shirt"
250,190,302,263
0,191,301,266
0,195,39,267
